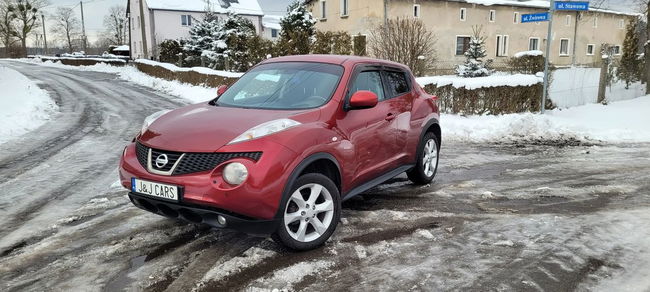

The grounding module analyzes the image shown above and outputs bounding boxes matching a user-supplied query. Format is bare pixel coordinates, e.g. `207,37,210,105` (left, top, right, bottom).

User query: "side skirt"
342,164,414,201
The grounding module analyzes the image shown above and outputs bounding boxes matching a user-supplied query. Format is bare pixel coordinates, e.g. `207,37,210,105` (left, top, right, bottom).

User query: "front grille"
150,148,183,172
135,142,262,175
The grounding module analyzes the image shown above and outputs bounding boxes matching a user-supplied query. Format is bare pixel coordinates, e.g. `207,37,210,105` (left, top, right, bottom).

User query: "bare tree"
51,7,79,53
368,18,437,76
0,0,16,57
102,5,127,45
8,0,47,57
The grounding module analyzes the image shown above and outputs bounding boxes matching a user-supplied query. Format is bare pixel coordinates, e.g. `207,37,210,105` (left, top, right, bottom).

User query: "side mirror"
217,85,228,96
348,90,378,110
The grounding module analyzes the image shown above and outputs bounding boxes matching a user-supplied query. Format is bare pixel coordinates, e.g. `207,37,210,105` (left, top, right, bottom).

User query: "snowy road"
1,61,650,291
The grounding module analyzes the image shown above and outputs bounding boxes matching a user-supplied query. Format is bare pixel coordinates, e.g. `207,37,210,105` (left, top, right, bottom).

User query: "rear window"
385,71,410,96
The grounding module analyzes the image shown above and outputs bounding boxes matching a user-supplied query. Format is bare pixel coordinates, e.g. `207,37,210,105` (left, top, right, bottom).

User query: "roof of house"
262,15,282,30
145,0,263,15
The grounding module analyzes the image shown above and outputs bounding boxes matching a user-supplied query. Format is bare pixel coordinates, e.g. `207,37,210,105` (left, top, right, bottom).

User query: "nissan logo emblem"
155,154,169,168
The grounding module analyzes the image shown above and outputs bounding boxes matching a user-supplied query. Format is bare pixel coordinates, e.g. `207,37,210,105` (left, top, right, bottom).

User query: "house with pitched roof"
127,0,264,59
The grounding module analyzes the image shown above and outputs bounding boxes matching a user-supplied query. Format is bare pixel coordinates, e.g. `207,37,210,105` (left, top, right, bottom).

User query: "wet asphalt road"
1,61,650,292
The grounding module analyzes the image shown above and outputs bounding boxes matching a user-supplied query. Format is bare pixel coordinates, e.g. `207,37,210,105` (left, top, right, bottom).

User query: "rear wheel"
272,173,341,251
407,132,439,185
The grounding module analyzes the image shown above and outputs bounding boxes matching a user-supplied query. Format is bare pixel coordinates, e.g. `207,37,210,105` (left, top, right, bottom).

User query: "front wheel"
272,173,341,251
407,132,439,185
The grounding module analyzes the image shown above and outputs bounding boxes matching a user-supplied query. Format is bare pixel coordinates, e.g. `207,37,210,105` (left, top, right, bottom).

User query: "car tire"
272,173,341,251
407,132,439,185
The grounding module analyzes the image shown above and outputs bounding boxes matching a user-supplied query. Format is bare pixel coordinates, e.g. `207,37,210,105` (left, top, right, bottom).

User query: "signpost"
539,0,589,114
521,12,550,23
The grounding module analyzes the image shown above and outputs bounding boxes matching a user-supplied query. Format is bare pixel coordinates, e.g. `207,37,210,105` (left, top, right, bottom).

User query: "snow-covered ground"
0,64,58,145
442,95,650,143
1,60,650,292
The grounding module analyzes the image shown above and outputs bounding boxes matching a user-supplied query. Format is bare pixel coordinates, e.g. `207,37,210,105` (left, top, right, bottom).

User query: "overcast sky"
39,0,638,45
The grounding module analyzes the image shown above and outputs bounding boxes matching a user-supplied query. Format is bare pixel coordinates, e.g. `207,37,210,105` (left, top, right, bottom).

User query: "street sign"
555,1,589,11
522,12,550,23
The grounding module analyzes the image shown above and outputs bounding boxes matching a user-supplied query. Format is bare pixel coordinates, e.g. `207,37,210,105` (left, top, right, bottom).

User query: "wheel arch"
421,118,441,148
274,152,342,219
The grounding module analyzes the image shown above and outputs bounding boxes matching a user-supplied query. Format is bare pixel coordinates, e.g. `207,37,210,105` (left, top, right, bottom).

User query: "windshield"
215,62,344,110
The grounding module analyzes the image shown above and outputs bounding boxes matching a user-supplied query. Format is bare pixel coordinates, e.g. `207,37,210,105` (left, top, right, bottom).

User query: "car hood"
139,103,316,152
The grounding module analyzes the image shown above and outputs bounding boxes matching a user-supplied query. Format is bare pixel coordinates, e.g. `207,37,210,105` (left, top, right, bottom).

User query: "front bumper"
129,192,280,236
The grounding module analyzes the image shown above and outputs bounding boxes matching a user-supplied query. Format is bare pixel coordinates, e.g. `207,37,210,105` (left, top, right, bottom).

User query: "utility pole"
571,11,579,65
138,0,148,59
383,0,388,25
541,0,555,114
41,14,48,56
80,1,87,53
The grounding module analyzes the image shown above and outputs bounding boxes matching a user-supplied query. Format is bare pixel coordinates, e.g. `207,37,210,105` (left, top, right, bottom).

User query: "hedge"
38,56,126,66
134,61,239,87
422,83,554,114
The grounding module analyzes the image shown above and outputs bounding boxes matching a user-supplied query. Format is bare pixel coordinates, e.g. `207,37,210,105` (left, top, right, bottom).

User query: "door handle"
385,113,396,121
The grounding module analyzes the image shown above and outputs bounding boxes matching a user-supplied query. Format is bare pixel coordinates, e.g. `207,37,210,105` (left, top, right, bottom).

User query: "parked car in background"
119,55,441,250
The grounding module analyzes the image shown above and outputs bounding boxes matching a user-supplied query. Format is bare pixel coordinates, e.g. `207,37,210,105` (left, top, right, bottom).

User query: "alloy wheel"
422,138,438,177
283,183,335,242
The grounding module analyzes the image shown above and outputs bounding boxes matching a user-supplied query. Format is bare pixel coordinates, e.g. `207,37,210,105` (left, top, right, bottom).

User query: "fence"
548,67,645,108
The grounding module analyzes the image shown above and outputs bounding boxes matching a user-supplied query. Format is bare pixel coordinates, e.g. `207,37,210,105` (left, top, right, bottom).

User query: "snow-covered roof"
146,0,263,15
262,15,282,30
113,45,130,51
458,0,639,16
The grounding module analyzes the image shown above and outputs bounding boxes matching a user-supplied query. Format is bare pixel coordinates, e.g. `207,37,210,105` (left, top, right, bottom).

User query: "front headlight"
227,118,301,145
141,110,170,135
223,162,248,185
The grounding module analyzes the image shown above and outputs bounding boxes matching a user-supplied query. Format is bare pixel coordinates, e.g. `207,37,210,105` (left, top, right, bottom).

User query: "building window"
496,35,509,56
560,38,570,56
413,4,420,18
271,29,278,38
513,12,519,23
460,8,466,21
586,44,595,55
529,38,540,51
320,1,327,19
456,36,471,55
619,19,625,29
137,16,141,29
566,15,571,26
613,45,621,55
489,10,495,22
181,15,192,26
593,16,598,28
340,0,348,17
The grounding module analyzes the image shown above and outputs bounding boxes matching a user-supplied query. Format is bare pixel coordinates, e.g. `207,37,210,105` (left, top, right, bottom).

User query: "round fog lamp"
223,162,248,185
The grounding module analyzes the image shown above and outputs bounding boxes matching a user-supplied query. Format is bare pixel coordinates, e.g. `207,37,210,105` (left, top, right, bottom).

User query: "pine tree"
456,26,493,77
277,1,316,56
617,19,641,89
183,13,221,66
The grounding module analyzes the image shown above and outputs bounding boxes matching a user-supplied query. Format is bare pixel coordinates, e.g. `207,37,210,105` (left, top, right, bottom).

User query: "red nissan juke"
119,55,441,250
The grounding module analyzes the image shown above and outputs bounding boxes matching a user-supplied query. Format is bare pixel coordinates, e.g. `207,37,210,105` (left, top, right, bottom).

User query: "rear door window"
384,70,410,97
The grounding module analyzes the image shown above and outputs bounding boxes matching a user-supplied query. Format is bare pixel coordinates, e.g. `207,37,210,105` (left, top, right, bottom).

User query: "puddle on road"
104,255,146,292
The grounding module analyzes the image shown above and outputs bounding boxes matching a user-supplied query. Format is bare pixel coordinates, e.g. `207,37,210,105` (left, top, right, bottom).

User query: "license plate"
131,178,179,201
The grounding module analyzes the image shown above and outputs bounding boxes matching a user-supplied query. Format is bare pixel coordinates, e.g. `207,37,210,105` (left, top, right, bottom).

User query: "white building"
262,15,282,41
127,0,264,59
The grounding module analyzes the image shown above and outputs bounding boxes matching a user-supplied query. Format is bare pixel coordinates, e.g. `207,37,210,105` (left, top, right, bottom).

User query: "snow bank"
444,95,650,143
513,50,543,58
416,74,542,90
0,64,58,145
19,59,216,103
135,59,243,78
